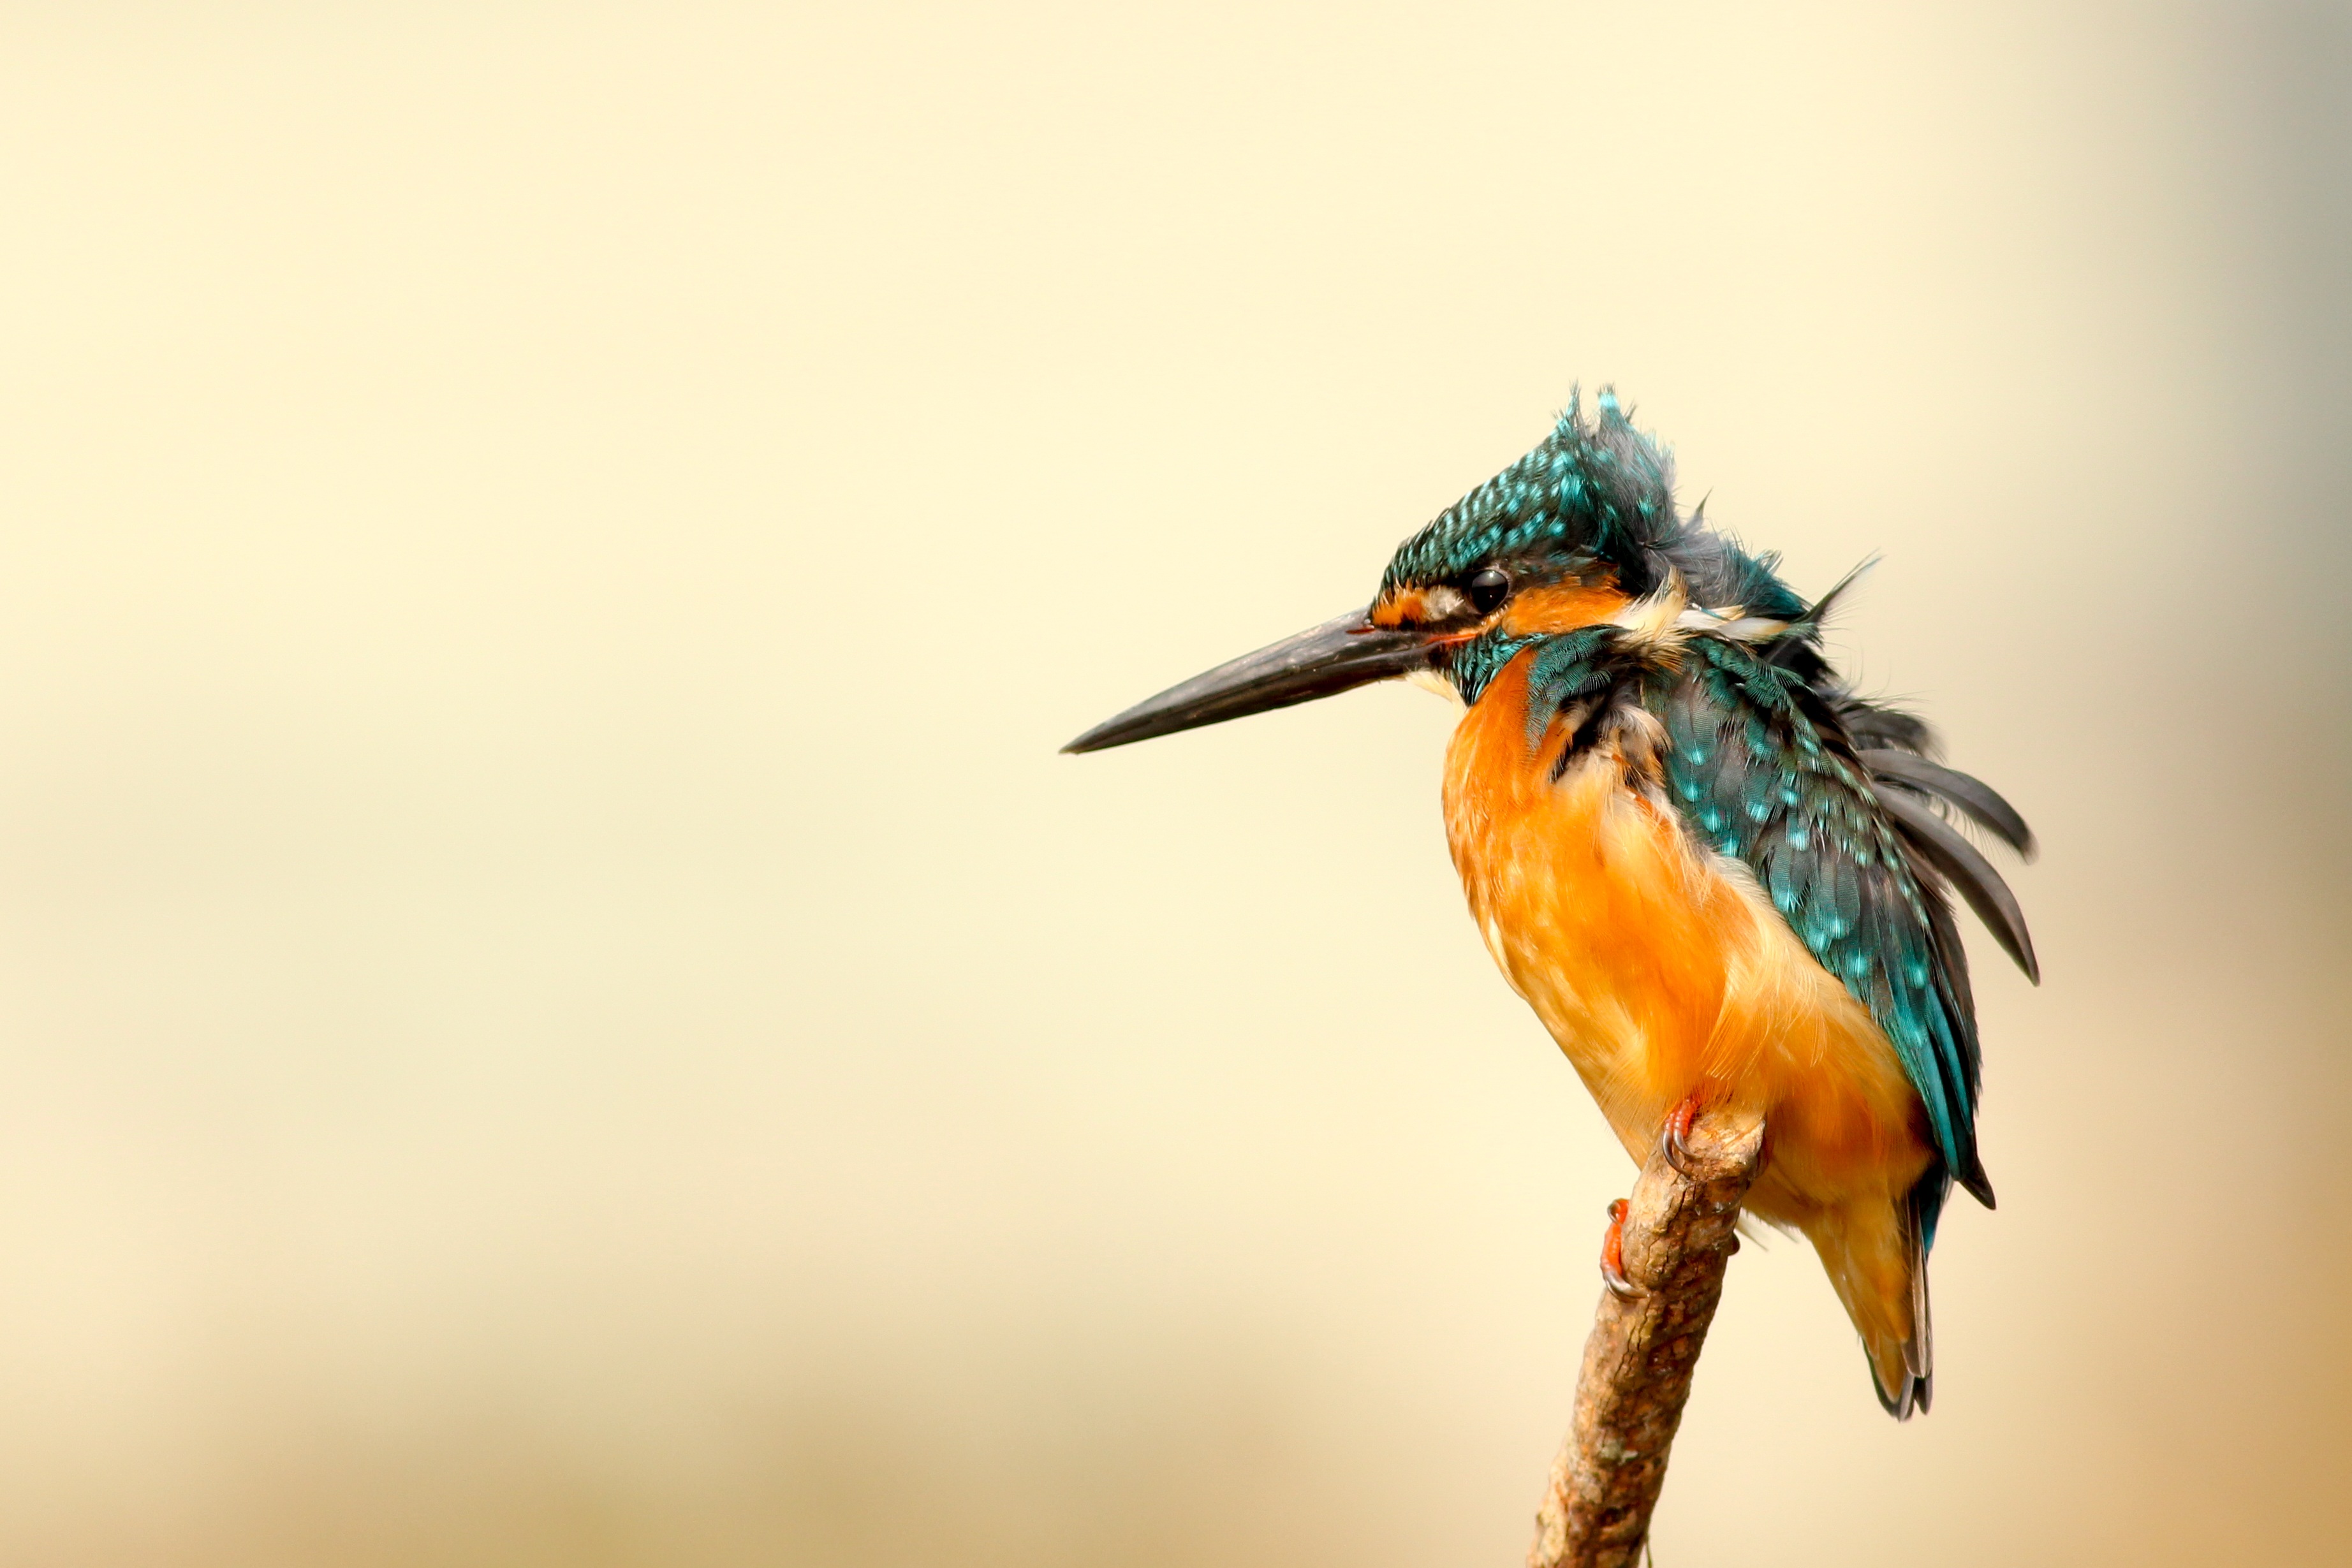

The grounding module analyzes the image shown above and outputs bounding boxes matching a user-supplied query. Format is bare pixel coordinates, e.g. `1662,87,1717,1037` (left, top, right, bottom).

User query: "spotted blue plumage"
1382,388,1811,631
1654,635,1992,1237
1439,617,1996,1249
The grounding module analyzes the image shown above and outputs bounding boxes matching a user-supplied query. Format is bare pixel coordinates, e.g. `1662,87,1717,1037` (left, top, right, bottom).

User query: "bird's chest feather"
1439,653,1925,1200
1441,657,1728,1122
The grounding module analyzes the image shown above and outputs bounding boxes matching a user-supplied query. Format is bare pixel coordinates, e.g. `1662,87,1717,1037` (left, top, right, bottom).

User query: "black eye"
1467,568,1510,615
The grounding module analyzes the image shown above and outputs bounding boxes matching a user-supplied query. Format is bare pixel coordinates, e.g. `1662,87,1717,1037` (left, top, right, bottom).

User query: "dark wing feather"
1832,695,1935,755
1860,748,2038,860
1654,636,1993,1211
1878,789,2041,984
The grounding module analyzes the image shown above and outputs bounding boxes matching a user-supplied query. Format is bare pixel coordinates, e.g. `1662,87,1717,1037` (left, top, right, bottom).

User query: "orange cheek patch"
1501,582,1630,636
1370,589,1430,629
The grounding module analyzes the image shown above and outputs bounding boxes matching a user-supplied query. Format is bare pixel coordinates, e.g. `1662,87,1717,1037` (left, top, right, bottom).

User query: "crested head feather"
1378,388,1811,626
1380,387,1680,599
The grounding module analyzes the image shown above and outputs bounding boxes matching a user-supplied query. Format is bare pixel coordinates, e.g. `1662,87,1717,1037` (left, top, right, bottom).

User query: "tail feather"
1869,1362,1921,1420
1812,1191,1936,1422
1909,1214,1934,1384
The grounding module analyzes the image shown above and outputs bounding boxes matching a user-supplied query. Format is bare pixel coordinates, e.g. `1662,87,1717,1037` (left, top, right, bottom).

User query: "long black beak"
1062,606,1432,754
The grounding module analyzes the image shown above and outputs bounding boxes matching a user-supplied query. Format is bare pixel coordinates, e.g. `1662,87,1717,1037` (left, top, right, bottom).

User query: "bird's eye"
1467,568,1510,615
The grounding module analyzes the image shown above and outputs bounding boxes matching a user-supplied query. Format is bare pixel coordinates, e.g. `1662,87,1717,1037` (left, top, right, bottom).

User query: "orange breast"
1440,649,1934,1228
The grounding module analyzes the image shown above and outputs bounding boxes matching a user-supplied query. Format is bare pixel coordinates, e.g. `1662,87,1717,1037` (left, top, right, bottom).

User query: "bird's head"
1064,390,1703,753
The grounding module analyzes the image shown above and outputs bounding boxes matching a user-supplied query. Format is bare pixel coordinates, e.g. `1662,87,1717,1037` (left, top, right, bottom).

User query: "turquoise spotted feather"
1654,636,1992,1233
1490,621,1996,1245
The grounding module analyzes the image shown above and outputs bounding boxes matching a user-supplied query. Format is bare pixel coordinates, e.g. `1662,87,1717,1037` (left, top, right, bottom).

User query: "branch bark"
1527,1108,1766,1568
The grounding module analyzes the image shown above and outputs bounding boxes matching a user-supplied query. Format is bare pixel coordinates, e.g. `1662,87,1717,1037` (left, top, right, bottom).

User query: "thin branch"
1527,1108,1766,1568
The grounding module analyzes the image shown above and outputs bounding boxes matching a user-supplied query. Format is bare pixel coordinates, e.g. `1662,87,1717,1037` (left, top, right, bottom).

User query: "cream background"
0,4,2345,1564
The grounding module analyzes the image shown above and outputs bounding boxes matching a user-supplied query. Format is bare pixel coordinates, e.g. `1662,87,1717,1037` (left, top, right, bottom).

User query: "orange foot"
1659,1094,1705,1176
1599,1198,1638,1300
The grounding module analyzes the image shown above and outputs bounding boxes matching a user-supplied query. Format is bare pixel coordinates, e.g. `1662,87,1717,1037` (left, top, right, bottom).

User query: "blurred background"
0,3,2345,1564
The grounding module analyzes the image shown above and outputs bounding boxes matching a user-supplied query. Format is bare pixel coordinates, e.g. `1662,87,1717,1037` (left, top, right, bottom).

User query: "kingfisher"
1064,392,2038,1418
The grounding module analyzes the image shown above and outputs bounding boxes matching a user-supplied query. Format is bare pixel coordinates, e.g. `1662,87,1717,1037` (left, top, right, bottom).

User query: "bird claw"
1659,1095,1703,1177
1599,1198,1639,1300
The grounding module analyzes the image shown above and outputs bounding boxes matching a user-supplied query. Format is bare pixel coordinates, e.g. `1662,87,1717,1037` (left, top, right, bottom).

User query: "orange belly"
1442,651,1934,1384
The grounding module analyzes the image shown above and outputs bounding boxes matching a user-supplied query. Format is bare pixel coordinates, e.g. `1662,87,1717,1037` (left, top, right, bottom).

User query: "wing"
1652,636,1996,1213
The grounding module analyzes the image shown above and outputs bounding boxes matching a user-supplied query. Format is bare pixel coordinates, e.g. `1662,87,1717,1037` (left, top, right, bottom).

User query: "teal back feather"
1656,636,1989,1231
1443,617,1992,1247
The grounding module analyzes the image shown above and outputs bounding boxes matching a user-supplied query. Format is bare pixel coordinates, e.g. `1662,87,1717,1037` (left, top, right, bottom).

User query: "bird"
1062,390,2037,1418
